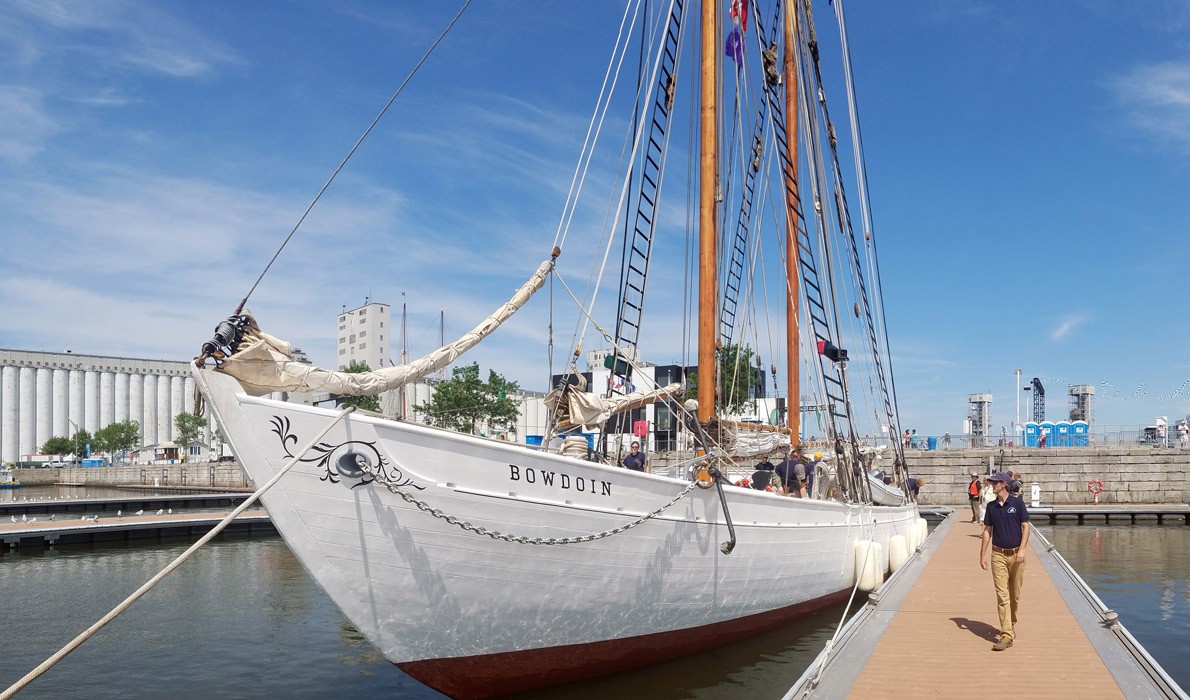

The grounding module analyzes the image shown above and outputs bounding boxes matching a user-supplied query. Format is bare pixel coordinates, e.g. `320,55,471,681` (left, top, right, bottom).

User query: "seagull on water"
156,509,163,515
28,518,37,524
117,510,122,517
21,514,27,522
135,509,144,516
168,508,173,514
9,516,14,523
49,514,55,521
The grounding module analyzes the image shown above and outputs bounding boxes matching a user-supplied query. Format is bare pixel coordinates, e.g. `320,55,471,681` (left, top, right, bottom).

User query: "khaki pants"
991,549,1025,641
969,499,980,521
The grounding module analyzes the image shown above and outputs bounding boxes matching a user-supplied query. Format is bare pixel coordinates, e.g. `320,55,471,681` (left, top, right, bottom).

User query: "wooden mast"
783,0,800,444
697,0,719,425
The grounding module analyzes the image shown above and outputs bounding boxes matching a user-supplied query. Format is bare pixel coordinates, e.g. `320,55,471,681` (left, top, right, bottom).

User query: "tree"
175,412,206,447
336,360,382,413
418,362,520,435
684,343,758,415
95,420,142,461
41,436,74,456
70,429,93,459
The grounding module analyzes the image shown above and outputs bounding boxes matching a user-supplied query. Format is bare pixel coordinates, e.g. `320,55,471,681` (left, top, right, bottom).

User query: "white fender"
888,534,909,572
854,540,885,592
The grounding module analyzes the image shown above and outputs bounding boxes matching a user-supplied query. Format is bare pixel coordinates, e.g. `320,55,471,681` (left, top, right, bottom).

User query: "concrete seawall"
13,462,252,489
13,447,1188,507
905,446,1189,506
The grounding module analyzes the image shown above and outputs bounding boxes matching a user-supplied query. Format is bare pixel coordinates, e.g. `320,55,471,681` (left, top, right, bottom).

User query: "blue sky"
1,1,1188,436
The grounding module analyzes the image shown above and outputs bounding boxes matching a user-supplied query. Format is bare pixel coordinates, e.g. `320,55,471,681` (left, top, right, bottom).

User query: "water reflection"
1042,524,1189,692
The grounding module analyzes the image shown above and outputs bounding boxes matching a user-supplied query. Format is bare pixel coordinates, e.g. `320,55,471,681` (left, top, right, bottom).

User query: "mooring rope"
0,406,356,700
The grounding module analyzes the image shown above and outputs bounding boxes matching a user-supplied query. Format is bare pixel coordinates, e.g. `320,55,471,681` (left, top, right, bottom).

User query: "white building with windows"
337,299,391,372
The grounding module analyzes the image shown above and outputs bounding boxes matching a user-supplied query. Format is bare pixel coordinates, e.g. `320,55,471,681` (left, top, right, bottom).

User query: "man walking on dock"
980,470,1031,652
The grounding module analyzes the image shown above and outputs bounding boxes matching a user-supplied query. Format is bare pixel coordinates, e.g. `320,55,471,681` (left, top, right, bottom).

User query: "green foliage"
41,436,75,456
684,343,758,415
70,429,92,458
336,360,382,413
174,413,206,447
417,363,520,435
95,420,142,459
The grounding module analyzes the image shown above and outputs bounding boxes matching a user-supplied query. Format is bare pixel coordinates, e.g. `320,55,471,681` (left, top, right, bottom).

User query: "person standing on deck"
621,441,647,472
980,471,1031,651
751,454,776,491
967,472,982,523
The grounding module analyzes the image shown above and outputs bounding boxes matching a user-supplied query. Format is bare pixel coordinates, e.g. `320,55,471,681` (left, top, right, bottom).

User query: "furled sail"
545,380,684,430
214,258,555,396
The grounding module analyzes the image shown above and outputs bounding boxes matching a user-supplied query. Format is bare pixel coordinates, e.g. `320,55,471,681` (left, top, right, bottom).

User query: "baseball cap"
988,471,1011,483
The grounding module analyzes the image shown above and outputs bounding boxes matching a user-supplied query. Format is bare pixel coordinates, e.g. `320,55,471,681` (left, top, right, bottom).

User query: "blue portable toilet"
1055,421,1071,447
1040,421,1055,446
927,435,937,450
1024,422,1040,447
1072,421,1088,447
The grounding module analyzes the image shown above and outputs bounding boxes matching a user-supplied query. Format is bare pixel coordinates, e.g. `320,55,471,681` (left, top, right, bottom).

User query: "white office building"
337,300,391,372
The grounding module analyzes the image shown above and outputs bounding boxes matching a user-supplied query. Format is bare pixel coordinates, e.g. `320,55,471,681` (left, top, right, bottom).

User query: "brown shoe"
992,637,1013,651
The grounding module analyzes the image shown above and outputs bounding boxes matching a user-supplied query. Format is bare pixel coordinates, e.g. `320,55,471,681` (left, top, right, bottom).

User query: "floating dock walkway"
785,512,1188,699
0,492,254,519
0,510,273,550
1029,503,1190,525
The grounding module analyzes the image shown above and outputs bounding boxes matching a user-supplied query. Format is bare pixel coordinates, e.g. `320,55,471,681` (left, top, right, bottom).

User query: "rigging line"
805,5,895,458
559,0,646,361
234,0,473,315
574,0,681,351
833,0,904,437
612,0,689,363
555,0,642,255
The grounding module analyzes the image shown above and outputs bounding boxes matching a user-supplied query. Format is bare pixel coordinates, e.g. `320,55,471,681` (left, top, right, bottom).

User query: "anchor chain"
361,461,698,545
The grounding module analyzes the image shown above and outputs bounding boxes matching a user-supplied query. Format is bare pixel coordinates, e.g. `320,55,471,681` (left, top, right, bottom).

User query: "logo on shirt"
1007,506,1017,514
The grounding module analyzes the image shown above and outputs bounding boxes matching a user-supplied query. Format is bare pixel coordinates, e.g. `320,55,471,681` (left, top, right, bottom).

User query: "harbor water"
2,493,1186,697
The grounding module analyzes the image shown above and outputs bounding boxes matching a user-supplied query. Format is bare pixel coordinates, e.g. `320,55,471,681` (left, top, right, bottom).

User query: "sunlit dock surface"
1,510,273,550
785,512,1188,699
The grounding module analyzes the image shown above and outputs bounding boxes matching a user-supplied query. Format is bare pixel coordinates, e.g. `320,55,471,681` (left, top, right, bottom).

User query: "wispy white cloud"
1051,313,1090,341
1111,60,1190,153
0,85,57,162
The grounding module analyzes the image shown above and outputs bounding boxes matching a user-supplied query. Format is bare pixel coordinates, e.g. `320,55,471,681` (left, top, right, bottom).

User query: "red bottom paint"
398,587,852,699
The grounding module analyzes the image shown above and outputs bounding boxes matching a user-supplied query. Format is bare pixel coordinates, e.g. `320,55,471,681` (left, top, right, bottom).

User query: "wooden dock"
785,512,1187,699
0,510,273,550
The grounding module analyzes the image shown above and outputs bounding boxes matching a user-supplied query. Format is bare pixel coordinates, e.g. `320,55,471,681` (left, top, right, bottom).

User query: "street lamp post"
1014,369,1022,438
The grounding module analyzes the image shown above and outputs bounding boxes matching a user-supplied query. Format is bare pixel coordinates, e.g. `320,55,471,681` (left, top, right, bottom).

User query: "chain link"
360,462,698,545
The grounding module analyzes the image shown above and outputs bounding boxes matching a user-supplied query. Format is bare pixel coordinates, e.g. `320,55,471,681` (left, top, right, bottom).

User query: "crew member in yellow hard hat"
805,451,823,497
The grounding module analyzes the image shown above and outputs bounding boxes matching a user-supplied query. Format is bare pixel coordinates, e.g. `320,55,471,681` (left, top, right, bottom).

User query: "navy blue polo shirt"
983,494,1030,548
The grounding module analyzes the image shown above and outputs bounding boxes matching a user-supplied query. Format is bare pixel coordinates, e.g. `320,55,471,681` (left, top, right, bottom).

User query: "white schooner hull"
196,367,919,698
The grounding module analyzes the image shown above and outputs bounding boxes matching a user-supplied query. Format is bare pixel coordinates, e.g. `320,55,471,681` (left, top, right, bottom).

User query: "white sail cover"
544,381,685,430
215,259,554,396
716,422,792,457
